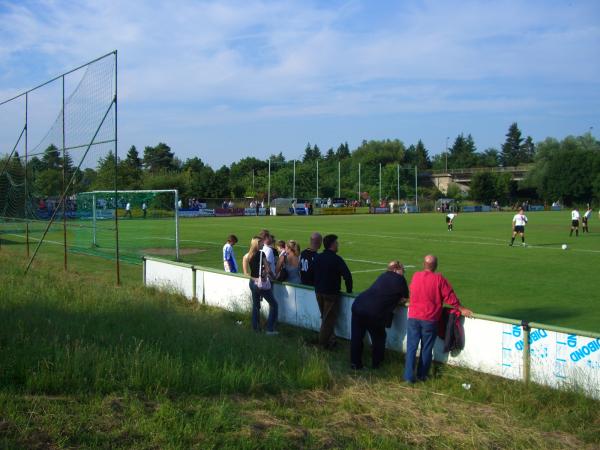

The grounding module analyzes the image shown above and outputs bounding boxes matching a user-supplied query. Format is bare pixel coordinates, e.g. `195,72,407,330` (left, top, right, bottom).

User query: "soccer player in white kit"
446,212,456,231
570,208,580,237
583,206,592,233
510,207,528,246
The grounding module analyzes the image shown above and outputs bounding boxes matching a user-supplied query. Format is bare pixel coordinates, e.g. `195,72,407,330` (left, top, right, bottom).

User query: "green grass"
0,251,598,449
3,212,600,331
2,210,600,331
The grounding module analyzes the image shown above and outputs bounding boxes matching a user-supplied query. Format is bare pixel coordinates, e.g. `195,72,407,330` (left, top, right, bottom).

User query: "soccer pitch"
3,211,599,332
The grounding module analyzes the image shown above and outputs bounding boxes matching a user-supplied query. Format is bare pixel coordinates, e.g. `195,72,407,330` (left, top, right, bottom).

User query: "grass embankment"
0,249,599,448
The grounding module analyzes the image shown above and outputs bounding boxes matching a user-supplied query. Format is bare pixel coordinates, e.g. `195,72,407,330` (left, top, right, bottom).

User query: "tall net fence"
0,52,123,280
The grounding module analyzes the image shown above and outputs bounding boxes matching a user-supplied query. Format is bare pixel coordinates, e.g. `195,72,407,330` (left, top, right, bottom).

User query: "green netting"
74,190,178,261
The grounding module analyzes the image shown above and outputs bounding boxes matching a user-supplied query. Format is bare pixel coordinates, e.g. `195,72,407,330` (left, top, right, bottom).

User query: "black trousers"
350,312,387,368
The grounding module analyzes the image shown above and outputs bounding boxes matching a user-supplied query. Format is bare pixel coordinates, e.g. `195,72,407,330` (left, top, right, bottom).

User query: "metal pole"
522,321,531,385
316,159,319,198
252,169,255,193
113,50,121,285
62,75,67,271
92,194,97,246
267,158,271,207
397,164,400,209
293,160,296,199
415,165,418,212
379,163,382,201
358,163,361,202
174,189,180,261
25,93,29,257
338,161,341,197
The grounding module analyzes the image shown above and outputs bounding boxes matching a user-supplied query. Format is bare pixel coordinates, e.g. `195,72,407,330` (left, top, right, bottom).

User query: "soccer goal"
75,189,180,261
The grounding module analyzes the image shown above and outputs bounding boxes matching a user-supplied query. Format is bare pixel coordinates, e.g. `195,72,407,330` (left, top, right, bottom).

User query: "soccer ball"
562,244,568,250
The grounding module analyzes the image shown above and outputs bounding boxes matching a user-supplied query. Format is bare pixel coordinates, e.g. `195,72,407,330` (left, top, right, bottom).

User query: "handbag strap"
258,251,263,278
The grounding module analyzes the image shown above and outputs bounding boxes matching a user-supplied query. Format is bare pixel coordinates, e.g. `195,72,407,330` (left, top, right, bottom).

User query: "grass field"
2,210,599,331
0,251,598,449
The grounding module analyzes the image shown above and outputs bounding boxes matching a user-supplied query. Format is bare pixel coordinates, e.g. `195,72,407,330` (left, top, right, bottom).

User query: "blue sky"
1,0,599,167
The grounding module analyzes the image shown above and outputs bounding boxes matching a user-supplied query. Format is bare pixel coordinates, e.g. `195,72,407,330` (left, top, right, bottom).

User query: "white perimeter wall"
144,257,600,399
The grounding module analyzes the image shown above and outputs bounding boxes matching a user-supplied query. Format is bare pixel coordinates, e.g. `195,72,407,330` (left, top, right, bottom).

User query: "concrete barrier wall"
143,257,599,399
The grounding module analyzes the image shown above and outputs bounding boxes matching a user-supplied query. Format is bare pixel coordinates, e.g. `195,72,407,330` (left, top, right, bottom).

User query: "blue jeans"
249,280,278,332
403,318,438,382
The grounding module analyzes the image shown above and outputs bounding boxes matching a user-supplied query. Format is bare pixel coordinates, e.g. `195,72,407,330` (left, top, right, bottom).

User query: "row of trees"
3,123,599,206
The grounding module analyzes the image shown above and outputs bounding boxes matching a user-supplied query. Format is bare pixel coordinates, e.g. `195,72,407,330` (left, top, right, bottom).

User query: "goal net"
74,189,180,261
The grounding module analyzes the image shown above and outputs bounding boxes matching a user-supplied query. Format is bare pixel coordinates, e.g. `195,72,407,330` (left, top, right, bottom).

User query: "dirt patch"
144,247,206,256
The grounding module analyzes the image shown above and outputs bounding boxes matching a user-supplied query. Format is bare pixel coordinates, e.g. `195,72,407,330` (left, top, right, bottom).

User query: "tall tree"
143,143,176,173
522,136,535,163
414,140,432,170
501,123,524,166
449,134,477,168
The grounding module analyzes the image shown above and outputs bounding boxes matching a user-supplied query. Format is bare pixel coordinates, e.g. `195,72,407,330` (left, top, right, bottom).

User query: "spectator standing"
351,261,409,369
242,237,279,334
142,201,147,219
404,255,472,383
125,202,132,218
313,234,353,348
276,240,301,284
300,232,322,286
258,230,276,270
223,234,239,273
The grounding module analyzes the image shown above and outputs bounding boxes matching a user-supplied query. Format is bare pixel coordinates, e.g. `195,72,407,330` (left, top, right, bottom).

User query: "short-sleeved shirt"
584,210,592,219
223,242,238,273
299,248,319,286
447,213,456,221
513,214,527,227
571,210,580,221
261,245,276,271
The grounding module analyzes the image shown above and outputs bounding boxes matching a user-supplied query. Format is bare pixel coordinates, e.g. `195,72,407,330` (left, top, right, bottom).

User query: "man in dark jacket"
313,234,353,348
299,232,322,286
351,261,409,369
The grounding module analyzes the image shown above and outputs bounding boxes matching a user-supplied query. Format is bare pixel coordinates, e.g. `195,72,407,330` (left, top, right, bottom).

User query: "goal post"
76,189,180,261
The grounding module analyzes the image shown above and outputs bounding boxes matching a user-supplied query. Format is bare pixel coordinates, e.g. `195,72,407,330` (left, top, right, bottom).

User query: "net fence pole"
174,189,180,261
62,75,67,271
92,194,97,246
338,161,341,197
25,92,29,257
113,50,121,285
267,158,271,207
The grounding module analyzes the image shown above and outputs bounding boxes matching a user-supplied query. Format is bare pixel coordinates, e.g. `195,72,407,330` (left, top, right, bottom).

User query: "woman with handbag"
276,240,301,284
243,236,279,334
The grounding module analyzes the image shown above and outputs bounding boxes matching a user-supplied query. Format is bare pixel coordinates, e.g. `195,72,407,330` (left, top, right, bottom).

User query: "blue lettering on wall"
512,325,521,337
514,328,548,351
567,334,577,348
569,339,600,362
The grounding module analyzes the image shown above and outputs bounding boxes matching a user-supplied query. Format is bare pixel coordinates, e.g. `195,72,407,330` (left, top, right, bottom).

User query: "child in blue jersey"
223,234,239,273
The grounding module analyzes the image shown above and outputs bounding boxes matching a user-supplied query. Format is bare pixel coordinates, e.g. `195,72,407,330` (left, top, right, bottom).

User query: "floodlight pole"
338,161,341,197
267,158,271,207
358,163,361,202
415,165,418,212
397,164,400,208
379,163,382,201
92,194,97,246
292,160,296,199
316,159,319,198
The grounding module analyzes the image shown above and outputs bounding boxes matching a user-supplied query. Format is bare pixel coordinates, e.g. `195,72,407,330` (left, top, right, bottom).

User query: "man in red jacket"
403,255,473,383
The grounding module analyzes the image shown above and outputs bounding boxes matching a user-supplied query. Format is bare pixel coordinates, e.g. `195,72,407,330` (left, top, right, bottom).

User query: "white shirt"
142,203,147,210
125,203,131,211
584,209,592,219
512,214,527,226
261,245,276,271
571,210,580,220
447,213,456,220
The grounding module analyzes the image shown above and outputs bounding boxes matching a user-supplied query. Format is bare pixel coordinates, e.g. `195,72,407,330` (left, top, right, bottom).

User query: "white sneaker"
265,331,279,336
